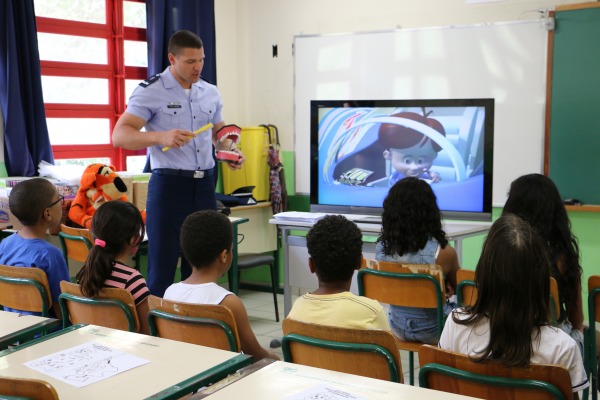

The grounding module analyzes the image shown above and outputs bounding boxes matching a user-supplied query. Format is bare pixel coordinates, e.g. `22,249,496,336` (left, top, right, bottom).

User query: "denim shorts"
388,300,456,345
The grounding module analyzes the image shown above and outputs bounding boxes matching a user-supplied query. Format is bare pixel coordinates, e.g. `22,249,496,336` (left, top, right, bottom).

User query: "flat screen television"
310,99,494,221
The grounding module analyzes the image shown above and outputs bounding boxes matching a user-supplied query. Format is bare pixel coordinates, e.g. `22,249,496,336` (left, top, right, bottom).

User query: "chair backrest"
281,318,403,383
0,376,59,400
456,269,477,307
59,281,139,332
147,295,241,352
59,224,93,265
418,345,573,400
358,259,445,336
456,270,561,323
0,264,52,316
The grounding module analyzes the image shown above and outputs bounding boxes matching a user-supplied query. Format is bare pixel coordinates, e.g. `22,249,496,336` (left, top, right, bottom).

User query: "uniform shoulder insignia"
139,73,161,88
200,76,213,85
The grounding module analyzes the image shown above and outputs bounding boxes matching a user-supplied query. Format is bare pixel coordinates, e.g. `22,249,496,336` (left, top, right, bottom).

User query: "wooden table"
0,310,60,350
191,359,478,399
0,324,251,400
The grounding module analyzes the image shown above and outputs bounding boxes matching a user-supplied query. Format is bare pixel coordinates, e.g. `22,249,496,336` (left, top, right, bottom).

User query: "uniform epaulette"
139,73,161,88
200,76,213,85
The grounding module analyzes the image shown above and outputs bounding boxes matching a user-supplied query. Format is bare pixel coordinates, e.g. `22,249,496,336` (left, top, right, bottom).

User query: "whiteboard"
294,20,548,206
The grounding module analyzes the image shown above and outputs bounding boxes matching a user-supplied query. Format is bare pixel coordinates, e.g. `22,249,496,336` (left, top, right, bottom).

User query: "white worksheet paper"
24,341,150,388
286,384,368,400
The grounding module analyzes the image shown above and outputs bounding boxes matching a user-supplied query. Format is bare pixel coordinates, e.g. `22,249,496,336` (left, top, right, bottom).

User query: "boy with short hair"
163,210,279,361
0,178,70,318
287,215,390,330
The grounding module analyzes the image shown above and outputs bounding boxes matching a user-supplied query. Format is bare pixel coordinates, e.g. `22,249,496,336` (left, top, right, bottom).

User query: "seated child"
0,178,70,318
287,215,390,330
376,177,459,344
163,210,279,361
439,214,588,394
76,201,150,334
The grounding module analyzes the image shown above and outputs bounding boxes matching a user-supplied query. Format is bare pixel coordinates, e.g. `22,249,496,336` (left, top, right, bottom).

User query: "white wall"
214,0,582,179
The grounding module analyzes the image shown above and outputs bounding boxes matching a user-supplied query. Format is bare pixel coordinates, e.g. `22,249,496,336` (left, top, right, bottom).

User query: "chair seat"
237,254,275,269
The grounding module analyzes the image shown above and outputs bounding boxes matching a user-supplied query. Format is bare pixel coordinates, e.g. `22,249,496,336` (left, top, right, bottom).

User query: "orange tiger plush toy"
68,163,129,229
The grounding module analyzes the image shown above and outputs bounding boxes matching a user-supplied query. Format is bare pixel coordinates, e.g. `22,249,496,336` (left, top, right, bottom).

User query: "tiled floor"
240,289,421,385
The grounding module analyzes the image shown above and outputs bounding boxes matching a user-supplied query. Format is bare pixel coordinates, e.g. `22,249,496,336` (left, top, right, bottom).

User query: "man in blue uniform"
113,30,245,296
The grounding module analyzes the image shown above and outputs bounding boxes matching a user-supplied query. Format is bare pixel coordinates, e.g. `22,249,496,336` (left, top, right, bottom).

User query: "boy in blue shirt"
0,178,70,318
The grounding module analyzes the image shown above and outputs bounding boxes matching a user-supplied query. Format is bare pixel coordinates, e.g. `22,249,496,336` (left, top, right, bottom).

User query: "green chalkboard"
547,4,600,205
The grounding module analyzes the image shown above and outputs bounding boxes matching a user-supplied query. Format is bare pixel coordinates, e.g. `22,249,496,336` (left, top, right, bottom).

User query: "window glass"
123,1,146,28
34,0,106,24
38,33,107,64
125,79,143,100
47,118,110,145
124,40,148,67
42,77,109,104
126,155,148,173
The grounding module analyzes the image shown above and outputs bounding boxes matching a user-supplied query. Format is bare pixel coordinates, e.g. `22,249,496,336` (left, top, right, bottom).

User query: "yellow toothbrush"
162,123,214,152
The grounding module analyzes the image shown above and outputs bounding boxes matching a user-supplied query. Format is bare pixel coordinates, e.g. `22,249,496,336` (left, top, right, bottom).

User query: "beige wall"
215,0,583,152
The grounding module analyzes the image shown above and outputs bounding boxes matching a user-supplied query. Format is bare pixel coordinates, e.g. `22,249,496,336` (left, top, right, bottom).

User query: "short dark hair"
181,210,232,269
455,213,550,367
9,178,56,226
306,215,363,283
168,30,203,56
378,177,448,256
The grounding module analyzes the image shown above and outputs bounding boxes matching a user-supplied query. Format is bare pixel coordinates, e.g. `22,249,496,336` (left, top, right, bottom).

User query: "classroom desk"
271,214,492,316
0,310,59,350
0,324,252,400
190,359,477,399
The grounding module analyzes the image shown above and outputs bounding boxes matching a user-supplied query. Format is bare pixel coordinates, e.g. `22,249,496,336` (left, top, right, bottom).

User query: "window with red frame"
34,0,148,172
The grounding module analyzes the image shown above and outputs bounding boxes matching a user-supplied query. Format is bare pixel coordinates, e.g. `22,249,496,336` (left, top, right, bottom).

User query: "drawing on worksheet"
286,384,368,400
24,341,150,388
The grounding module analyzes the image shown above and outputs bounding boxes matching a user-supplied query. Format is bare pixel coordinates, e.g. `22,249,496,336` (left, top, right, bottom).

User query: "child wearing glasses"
0,178,70,319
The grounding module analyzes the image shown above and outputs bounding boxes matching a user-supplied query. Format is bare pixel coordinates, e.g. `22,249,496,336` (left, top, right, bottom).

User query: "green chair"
419,344,573,400
0,264,52,317
358,259,445,385
58,281,138,332
456,269,477,307
583,275,600,400
147,295,241,352
281,318,403,383
58,225,93,270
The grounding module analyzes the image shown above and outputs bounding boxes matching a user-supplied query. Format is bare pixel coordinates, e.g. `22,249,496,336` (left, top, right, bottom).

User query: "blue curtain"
146,0,217,84
145,0,218,183
0,0,54,176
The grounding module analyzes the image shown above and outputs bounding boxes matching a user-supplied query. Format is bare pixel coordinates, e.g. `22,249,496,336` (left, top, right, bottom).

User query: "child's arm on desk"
221,294,280,361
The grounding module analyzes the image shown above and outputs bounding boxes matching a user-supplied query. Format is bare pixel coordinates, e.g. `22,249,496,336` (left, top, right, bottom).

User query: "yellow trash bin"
221,126,270,201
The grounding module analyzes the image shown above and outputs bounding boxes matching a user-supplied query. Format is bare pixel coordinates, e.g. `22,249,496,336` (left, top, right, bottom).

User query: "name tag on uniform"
167,103,182,109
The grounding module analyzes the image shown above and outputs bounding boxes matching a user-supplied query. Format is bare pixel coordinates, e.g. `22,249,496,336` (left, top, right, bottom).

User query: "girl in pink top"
76,201,150,334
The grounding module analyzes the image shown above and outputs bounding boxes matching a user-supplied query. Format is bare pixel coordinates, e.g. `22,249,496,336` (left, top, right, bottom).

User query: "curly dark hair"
180,210,232,269
306,215,363,283
502,173,582,320
455,214,550,367
378,177,448,256
77,201,145,298
9,178,56,226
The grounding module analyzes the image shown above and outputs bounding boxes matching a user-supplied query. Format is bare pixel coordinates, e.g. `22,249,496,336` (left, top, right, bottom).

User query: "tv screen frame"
309,99,494,221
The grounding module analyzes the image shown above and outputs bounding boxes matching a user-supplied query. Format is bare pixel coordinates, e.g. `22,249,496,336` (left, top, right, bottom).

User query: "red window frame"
36,0,147,171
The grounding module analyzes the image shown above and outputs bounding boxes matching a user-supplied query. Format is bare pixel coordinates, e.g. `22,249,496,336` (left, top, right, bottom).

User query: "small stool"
235,253,280,322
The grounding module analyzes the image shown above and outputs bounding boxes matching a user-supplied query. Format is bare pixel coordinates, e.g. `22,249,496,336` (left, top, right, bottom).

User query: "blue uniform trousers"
146,170,216,296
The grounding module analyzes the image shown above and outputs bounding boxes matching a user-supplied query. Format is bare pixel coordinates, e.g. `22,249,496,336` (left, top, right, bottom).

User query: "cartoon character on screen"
378,108,446,186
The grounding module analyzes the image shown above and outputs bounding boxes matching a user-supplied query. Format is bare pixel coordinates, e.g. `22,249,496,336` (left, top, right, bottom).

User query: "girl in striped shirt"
76,201,150,334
